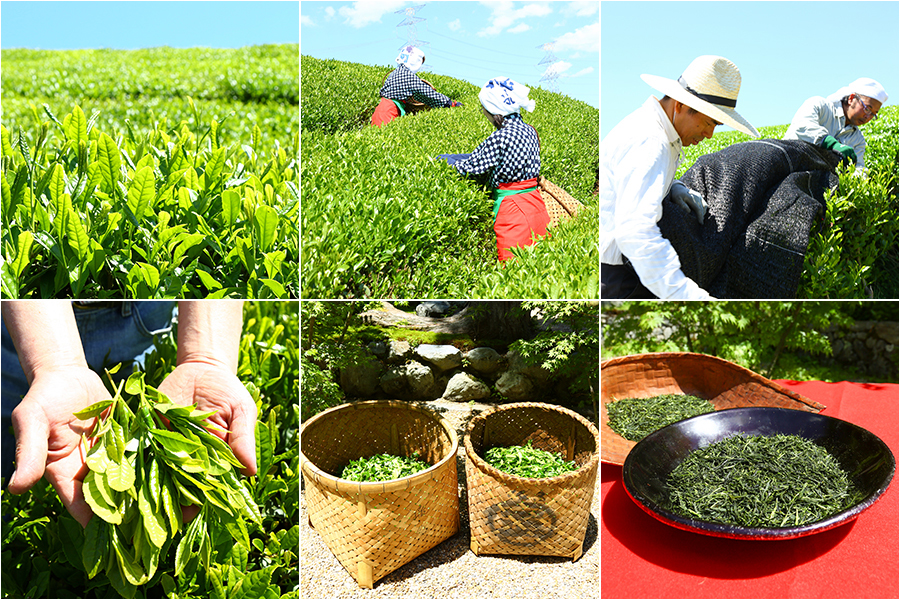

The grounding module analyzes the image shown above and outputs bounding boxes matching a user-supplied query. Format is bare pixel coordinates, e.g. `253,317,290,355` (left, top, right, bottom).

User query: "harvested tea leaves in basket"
606,394,715,441
341,452,431,482
665,434,859,528
484,440,577,479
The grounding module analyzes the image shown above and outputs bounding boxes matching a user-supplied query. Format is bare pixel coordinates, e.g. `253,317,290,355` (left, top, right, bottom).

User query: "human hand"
670,181,708,225
822,135,858,164
8,366,112,528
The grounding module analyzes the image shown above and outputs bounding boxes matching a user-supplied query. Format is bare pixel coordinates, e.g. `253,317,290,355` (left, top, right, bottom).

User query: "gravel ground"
301,430,599,599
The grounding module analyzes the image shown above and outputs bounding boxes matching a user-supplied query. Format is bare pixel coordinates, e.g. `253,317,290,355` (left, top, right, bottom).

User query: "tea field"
301,56,599,299
676,106,899,299
1,46,299,298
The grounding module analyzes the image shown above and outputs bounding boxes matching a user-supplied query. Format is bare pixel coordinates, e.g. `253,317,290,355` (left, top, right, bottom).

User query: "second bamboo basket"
465,402,599,561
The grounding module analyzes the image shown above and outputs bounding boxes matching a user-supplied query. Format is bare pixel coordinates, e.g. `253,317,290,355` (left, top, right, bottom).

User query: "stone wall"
821,321,899,379
337,341,564,403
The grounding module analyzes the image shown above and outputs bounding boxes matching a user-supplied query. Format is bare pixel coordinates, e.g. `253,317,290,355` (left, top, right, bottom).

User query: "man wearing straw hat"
783,77,888,173
601,55,759,299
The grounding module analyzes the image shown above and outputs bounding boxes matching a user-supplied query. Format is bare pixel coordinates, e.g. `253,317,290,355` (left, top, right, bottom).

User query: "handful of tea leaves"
606,394,714,441
77,370,261,593
666,434,856,528
484,440,578,479
341,452,431,482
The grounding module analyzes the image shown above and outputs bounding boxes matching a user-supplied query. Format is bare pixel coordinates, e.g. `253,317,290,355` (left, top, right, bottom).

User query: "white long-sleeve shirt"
600,96,713,300
783,95,867,169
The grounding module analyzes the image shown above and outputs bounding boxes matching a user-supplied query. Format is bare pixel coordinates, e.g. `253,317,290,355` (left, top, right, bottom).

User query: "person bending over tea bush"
437,77,550,261
0,300,257,527
371,45,463,126
783,77,888,174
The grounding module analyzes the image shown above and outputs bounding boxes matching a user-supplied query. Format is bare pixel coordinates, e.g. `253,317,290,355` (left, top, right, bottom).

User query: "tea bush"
676,107,899,299
301,56,599,299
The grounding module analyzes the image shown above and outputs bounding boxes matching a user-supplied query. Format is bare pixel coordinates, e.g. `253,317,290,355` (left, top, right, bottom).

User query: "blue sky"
301,1,599,108
602,1,900,136
0,1,299,50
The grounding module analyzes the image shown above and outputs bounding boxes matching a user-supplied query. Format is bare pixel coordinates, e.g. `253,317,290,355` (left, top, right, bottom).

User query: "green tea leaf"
82,516,109,579
74,398,114,420
83,471,122,525
253,205,278,253
106,456,136,492
97,132,121,194
11,230,34,280
221,188,240,226
126,166,155,223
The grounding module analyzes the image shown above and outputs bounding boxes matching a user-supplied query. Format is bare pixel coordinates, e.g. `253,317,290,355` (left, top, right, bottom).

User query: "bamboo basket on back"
465,402,599,561
301,400,460,589
540,177,583,227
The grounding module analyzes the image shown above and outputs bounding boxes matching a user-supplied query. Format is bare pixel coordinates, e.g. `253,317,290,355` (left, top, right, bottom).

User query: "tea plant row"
300,56,599,299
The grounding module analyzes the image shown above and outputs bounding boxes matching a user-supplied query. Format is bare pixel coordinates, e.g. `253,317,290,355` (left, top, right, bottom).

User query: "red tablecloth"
601,381,899,599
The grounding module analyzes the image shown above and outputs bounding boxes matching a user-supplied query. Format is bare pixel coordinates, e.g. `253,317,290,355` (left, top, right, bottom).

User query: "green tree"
602,302,856,378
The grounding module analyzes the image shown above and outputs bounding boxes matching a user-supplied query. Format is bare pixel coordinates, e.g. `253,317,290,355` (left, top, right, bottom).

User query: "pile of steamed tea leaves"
340,452,431,482
665,434,858,528
484,440,578,479
606,394,715,441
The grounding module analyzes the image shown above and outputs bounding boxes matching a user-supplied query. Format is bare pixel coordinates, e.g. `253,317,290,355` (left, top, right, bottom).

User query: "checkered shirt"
380,64,453,108
454,113,540,188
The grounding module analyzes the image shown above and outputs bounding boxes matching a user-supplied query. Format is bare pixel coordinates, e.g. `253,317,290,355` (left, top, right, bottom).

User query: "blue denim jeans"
1,301,176,486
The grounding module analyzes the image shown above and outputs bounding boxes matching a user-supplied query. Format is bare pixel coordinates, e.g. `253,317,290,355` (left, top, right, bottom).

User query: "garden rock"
367,341,388,359
380,367,406,397
495,372,533,401
415,301,453,318
415,344,462,372
443,372,491,402
406,361,435,398
339,357,382,397
466,347,505,374
387,340,412,364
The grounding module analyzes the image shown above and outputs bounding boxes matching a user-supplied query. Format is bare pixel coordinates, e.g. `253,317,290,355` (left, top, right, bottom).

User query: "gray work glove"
670,180,708,225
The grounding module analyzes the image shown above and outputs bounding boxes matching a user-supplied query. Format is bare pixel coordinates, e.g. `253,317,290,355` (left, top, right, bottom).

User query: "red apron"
371,98,402,127
493,178,550,261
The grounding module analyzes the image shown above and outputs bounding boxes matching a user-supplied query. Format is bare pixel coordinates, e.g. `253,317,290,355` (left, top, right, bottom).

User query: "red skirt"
371,98,401,127
494,178,550,261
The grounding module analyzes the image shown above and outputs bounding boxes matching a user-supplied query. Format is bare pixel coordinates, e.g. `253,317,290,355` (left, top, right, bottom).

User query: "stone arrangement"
338,341,560,403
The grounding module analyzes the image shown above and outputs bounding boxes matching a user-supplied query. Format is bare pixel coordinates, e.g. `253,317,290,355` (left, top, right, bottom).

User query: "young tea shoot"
484,439,578,479
78,369,261,596
606,394,715,441
665,434,857,528
340,452,431,482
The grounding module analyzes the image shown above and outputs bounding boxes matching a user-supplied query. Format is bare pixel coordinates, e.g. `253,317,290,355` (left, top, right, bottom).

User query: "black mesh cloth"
658,139,840,298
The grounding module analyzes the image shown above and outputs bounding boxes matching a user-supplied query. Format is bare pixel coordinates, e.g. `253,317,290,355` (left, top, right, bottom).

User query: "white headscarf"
826,77,888,104
396,46,425,73
479,78,536,116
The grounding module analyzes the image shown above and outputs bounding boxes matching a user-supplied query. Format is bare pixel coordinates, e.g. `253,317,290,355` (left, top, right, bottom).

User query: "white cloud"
478,1,553,37
553,22,599,53
448,18,461,31
325,7,335,21
563,1,598,17
569,66,594,78
339,1,409,29
301,15,315,27
508,23,531,33
546,60,572,76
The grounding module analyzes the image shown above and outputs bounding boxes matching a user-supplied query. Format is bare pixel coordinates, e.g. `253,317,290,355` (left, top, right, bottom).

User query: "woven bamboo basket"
601,352,826,465
465,402,599,561
540,177,583,227
300,400,460,589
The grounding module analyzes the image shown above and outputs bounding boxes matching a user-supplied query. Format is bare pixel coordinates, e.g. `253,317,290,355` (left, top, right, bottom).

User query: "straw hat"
641,55,759,138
